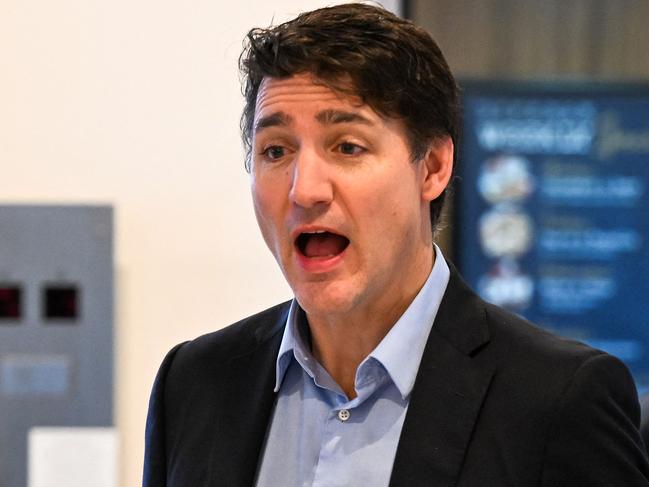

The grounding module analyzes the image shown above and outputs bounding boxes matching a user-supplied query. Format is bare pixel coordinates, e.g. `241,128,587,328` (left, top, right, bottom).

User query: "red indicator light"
44,286,79,321
0,286,21,320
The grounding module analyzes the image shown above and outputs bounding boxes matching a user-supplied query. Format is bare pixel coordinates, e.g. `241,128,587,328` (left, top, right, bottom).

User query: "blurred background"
1,0,648,486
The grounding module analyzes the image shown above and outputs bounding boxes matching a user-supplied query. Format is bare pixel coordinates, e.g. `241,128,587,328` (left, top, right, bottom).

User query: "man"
144,4,649,486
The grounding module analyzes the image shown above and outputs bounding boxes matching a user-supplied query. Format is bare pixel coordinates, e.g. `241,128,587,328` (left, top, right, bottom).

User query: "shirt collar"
274,303,319,392
274,245,450,397
367,245,450,398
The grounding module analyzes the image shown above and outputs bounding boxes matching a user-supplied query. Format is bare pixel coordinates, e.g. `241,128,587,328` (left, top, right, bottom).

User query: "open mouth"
296,231,350,259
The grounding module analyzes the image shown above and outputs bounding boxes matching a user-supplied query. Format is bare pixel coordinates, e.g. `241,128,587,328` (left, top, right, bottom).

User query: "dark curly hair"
239,3,459,230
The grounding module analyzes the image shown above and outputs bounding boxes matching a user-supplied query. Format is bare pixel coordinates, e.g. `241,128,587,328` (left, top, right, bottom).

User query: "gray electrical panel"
0,205,113,487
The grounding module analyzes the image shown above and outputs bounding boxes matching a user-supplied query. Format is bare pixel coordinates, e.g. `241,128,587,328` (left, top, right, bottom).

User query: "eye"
260,145,286,161
337,141,366,156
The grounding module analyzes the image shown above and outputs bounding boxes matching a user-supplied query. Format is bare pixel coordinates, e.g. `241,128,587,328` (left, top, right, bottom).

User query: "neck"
306,247,435,399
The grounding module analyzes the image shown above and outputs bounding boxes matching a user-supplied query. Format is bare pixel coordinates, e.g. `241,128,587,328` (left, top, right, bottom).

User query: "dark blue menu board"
456,81,649,393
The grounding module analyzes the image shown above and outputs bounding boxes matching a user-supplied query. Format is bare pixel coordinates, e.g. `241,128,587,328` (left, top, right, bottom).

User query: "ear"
420,136,454,202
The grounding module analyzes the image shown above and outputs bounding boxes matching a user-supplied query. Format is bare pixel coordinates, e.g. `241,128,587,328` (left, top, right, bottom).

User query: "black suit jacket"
144,267,649,486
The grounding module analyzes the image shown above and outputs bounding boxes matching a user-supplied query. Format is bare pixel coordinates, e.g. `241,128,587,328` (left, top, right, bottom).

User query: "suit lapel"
208,306,287,487
390,266,494,487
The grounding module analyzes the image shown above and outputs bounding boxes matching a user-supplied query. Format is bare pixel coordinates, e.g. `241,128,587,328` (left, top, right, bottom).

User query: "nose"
289,148,333,209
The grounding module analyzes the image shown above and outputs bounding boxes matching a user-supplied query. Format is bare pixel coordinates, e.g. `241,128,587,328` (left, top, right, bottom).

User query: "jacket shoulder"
158,300,289,401
171,300,290,368
483,301,600,364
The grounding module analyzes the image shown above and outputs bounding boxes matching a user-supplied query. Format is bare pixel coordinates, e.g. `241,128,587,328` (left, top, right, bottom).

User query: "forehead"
254,73,368,119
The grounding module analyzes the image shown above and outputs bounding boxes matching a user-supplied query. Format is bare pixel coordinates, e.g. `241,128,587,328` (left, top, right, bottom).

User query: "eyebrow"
254,112,292,133
315,109,374,126
254,108,375,135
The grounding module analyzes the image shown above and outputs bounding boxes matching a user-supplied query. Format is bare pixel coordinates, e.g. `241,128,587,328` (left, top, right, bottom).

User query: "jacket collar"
390,263,494,486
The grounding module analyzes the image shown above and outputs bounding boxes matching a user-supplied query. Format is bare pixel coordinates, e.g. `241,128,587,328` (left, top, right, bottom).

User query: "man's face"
250,73,451,321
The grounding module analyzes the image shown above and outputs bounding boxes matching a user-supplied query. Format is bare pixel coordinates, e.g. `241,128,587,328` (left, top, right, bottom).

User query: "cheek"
364,178,423,242
251,183,275,236
368,175,419,217
251,177,288,252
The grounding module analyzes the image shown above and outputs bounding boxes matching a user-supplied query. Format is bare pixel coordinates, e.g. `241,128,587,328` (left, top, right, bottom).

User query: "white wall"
0,0,399,485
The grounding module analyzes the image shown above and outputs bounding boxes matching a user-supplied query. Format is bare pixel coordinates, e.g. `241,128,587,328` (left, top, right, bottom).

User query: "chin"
292,280,358,318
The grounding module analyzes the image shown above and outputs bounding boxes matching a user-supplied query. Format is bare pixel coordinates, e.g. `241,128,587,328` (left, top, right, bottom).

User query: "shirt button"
337,409,351,422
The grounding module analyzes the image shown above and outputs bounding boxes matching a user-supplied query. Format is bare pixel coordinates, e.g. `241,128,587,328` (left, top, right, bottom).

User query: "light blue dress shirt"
255,246,450,487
